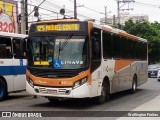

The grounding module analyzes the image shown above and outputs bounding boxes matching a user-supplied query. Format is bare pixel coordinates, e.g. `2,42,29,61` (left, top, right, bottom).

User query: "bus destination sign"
36,23,80,32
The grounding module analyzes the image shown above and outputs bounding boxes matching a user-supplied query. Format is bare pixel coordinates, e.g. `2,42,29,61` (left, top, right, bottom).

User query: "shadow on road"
31,97,97,110
3,91,30,102
29,88,150,110
109,89,143,101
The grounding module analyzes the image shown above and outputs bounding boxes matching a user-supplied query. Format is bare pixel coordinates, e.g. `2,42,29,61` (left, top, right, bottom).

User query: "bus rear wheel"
0,79,7,101
130,75,137,94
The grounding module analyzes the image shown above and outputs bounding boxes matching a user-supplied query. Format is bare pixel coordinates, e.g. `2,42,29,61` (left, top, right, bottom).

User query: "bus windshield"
28,35,88,69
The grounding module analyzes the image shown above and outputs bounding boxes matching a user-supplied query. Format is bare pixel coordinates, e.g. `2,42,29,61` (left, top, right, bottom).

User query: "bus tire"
95,80,109,104
130,75,137,94
0,79,7,101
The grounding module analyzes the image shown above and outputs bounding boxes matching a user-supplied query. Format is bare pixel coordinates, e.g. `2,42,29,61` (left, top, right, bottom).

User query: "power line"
134,2,160,8
18,0,160,19
117,0,135,27
34,0,99,17
24,0,109,23
68,0,105,15
28,0,46,16
27,0,73,18
32,0,102,21
43,0,104,22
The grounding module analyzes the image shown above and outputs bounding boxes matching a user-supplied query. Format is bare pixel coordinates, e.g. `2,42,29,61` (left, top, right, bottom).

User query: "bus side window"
102,31,113,59
91,28,101,60
13,38,21,59
21,39,27,59
91,28,102,72
0,37,12,59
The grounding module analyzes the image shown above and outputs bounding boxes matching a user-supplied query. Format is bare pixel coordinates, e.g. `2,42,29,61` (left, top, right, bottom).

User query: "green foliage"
110,24,118,28
123,20,160,64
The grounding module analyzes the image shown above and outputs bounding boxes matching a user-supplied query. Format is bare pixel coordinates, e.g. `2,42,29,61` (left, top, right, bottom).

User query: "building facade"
100,13,149,25
0,0,18,33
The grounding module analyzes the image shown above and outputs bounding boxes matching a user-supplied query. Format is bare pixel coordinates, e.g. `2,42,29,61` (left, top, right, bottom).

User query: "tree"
123,20,160,64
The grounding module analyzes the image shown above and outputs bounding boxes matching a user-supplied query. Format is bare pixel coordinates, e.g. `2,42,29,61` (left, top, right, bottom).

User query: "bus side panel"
91,59,117,96
115,65,132,91
115,60,133,91
13,59,26,91
0,59,14,92
141,61,148,85
131,61,148,87
90,67,101,97
101,59,117,94
138,61,148,86
4,76,14,92
113,61,148,92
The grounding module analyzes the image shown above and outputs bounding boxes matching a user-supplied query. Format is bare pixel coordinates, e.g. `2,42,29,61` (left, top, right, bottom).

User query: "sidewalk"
117,95,160,120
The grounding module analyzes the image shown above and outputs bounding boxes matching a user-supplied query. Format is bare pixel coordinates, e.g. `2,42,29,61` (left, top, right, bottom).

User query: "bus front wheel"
0,79,7,101
95,81,109,104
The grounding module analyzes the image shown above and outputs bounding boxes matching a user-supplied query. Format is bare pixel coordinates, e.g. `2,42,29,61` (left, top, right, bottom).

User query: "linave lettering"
61,61,83,65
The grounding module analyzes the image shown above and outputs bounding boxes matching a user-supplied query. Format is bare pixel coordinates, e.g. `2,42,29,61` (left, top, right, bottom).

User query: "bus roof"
92,22,147,43
36,19,79,24
0,32,27,38
31,19,147,43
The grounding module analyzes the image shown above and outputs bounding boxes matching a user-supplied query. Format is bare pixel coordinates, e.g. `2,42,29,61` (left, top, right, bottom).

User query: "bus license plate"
47,89,57,94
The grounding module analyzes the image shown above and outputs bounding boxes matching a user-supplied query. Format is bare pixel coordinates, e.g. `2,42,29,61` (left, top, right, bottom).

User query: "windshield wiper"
59,33,73,51
57,33,73,60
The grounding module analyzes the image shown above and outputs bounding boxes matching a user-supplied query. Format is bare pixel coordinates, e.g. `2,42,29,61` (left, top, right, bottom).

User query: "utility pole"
74,0,77,19
117,0,120,26
113,15,116,25
104,6,107,24
21,0,26,34
117,0,135,28
25,0,28,34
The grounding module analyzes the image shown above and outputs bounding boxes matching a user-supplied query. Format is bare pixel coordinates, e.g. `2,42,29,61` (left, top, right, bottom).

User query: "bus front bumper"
26,81,91,98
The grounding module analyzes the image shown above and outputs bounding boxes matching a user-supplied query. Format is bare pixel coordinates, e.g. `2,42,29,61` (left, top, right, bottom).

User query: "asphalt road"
0,77,160,120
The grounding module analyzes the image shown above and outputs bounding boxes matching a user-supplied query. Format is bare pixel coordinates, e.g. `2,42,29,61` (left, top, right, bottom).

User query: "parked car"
157,69,160,81
148,64,160,78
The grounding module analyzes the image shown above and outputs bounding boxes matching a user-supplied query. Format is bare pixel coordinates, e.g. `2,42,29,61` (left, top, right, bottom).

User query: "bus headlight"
73,77,87,89
27,77,34,88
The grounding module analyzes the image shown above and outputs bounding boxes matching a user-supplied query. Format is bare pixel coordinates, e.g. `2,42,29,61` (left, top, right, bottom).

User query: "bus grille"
37,87,71,95
33,72,75,78
27,67,78,78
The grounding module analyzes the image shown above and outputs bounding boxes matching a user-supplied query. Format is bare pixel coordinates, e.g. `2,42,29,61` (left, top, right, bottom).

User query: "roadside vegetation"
122,20,160,64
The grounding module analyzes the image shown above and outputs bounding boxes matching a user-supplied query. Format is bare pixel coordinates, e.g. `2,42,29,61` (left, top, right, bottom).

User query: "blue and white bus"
0,32,27,101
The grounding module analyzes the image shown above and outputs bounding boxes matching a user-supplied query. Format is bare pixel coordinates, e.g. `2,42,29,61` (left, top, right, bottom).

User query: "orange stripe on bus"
114,60,134,72
88,21,93,34
26,69,91,87
102,26,112,32
119,32,139,40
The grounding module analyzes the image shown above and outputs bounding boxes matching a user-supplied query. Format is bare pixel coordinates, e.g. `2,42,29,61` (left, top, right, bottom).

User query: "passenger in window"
6,49,12,58
13,39,21,58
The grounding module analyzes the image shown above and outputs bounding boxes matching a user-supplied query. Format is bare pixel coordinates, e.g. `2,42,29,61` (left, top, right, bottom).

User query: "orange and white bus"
26,19,148,104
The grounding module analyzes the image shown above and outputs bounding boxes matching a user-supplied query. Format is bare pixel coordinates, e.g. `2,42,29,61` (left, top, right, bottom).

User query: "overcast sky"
28,0,160,23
